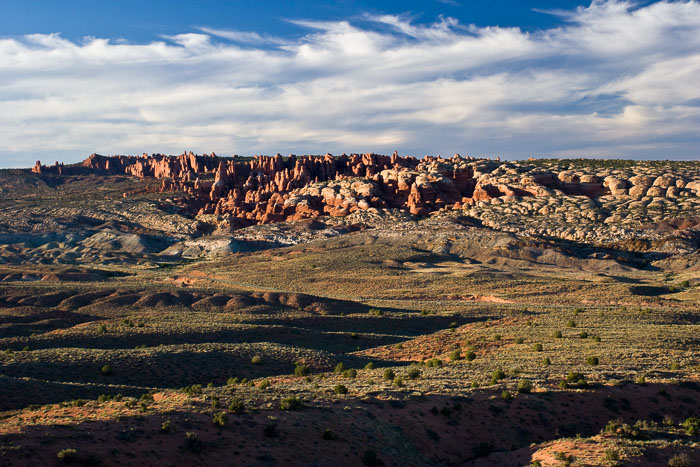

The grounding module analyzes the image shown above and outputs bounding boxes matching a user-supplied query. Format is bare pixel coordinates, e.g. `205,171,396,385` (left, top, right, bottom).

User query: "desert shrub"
182,384,202,396
682,417,699,436
532,343,543,352
560,372,587,389
362,449,379,466
207,382,214,388
395,343,403,349
140,392,154,402
251,355,262,364
566,320,576,328
184,432,202,453
517,380,533,394
57,448,78,462
515,337,524,344
100,364,113,376
670,362,681,370
350,332,359,339
604,448,619,462
579,331,589,339
635,374,646,385
211,397,220,409
465,351,476,361
212,412,228,427
593,335,601,342
322,428,337,440
555,452,574,463
393,377,404,387
491,369,506,385
333,384,348,395
258,379,271,390
586,356,600,366
668,453,692,467
294,363,310,376
407,367,421,379
441,406,452,416
383,369,395,380
97,324,107,334
501,390,513,401
542,357,552,365
493,334,502,341
334,362,346,373
425,358,444,367
364,362,375,370
449,321,458,329
553,330,563,338
573,307,584,315
368,308,383,316
449,349,462,361
343,368,357,379
228,397,244,413
280,396,303,411
227,377,239,385
161,419,171,433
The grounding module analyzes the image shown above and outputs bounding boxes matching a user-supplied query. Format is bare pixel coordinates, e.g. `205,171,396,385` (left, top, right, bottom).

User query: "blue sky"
0,1,698,167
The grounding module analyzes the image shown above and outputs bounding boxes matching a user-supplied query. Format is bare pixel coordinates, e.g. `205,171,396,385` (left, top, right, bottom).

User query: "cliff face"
31,152,700,229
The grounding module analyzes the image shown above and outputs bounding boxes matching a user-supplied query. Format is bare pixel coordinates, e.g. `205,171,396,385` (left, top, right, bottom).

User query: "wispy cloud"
0,0,699,167
196,27,288,46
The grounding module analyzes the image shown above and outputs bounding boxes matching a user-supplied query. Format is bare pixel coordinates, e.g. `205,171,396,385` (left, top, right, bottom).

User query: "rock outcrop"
32,152,700,231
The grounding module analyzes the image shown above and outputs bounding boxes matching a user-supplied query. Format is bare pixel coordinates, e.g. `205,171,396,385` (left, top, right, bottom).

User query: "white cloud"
0,0,699,167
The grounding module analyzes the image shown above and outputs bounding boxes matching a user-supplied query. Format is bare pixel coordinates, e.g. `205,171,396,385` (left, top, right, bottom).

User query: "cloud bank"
1,0,699,167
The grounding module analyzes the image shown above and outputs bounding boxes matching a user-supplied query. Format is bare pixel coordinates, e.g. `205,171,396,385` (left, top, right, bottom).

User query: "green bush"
368,308,383,316
465,351,476,361
97,324,107,334
593,335,601,342
515,337,524,344
407,367,421,379
670,362,681,370
393,377,404,387
579,331,589,339
566,320,576,328
160,419,171,433
501,390,513,401
258,379,271,390
364,362,375,370
57,448,78,462
343,368,357,379
490,369,506,385
100,364,113,376
228,397,244,414
586,356,599,366
334,362,346,373
251,355,262,364
517,380,533,394
280,397,303,411
322,428,337,440
668,452,692,467
449,349,462,361
383,369,395,380
603,449,619,462
682,417,699,436
227,377,239,385
553,330,563,338
532,343,543,352
182,384,202,396
212,412,228,427
333,384,348,395
294,363,310,376
562,371,587,388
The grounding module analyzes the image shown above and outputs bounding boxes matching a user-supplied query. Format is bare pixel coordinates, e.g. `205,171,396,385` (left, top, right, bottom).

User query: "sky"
0,1,699,167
